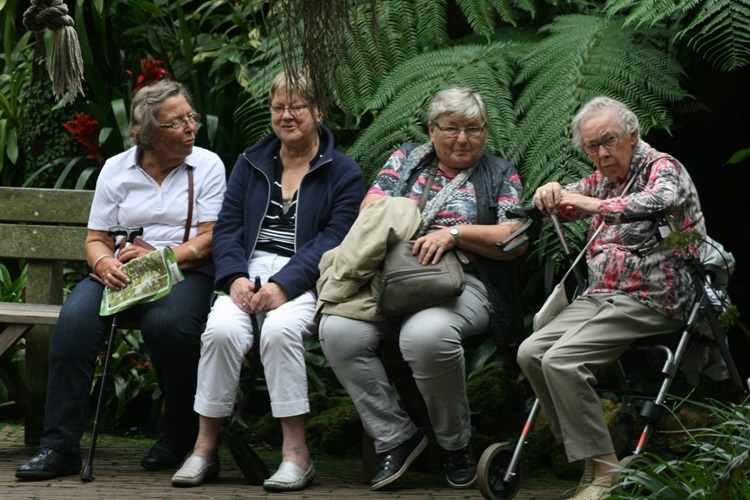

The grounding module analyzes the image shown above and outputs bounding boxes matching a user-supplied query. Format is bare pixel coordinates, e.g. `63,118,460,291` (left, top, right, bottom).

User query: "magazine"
100,247,184,316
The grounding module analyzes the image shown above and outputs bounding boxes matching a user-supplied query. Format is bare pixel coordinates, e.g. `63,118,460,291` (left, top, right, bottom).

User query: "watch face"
450,228,458,235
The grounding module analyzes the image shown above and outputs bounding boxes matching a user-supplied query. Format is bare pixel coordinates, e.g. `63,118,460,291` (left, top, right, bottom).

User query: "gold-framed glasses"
433,123,485,138
159,112,200,129
583,130,626,155
269,104,308,116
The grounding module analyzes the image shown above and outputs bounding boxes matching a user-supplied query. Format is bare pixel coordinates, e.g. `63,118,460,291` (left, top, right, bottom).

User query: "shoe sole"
15,463,82,481
447,473,477,489
172,468,220,488
370,435,428,491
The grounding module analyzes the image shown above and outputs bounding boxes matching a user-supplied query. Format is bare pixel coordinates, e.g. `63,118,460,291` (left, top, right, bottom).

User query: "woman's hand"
98,256,130,291
230,277,257,313
533,182,563,214
413,228,456,265
248,282,288,312
231,278,288,313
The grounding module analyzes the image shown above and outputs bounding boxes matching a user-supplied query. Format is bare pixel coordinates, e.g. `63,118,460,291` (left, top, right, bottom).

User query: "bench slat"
0,187,93,224
0,303,62,325
0,224,88,261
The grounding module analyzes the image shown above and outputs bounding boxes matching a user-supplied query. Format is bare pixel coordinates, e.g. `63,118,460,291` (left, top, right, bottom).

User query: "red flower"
129,57,173,93
63,112,103,166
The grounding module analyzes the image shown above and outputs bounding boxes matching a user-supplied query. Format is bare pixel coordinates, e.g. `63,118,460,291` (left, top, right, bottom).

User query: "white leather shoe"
263,460,315,492
171,455,220,487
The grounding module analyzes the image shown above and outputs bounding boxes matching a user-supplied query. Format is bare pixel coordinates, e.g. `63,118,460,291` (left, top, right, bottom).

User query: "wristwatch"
449,227,460,246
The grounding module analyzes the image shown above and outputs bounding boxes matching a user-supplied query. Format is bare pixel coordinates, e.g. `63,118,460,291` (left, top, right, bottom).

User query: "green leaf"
726,147,750,165
510,14,689,197
111,99,130,149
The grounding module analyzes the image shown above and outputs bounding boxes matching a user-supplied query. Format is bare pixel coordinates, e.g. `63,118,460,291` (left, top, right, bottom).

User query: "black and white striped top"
255,157,297,257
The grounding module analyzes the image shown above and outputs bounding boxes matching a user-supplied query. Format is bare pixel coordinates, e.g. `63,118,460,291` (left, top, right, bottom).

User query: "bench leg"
0,324,33,423
24,325,51,445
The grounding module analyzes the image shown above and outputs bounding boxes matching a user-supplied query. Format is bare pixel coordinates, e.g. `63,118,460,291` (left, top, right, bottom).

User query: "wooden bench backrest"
0,187,95,443
0,187,94,306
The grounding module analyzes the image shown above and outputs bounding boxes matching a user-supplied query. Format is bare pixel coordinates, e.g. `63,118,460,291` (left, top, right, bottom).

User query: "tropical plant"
92,328,162,427
0,262,26,303
612,398,750,499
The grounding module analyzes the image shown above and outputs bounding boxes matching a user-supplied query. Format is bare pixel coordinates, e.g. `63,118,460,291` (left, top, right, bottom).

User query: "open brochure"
100,247,184,316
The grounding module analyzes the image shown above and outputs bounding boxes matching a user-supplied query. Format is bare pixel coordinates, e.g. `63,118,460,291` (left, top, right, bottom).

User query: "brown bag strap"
416,165,437,211
183,167,194,243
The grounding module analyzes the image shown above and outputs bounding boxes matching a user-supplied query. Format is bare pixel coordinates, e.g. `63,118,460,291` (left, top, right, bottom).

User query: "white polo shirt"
88,146,226,249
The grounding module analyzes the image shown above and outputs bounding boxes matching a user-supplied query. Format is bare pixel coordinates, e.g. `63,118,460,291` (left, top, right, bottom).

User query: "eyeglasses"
433,123,485,138
159,112,200,130
269,104,308,116
583,130,626,155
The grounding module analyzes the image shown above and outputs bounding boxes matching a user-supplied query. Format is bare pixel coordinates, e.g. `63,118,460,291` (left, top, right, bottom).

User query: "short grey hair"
571,96,640,151
269,68,315,108
428,87,488,127
128,80,194,150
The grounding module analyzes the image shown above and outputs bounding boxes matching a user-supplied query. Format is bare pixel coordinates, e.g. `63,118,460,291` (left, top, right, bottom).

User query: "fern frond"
605,0,695,28
456,0,497,38
490,0,535,25
414,0,449,49
510,14,689,198
679,0,750,71
606,0,750,71
347,42,520,175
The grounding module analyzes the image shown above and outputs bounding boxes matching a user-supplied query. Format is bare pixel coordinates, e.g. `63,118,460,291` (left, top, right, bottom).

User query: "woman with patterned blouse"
319,88,527,491
517,96,706,500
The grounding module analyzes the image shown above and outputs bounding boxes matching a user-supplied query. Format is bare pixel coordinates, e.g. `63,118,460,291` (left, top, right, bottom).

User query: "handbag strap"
414,165,475,238
183,167,194,243
416,165,437,211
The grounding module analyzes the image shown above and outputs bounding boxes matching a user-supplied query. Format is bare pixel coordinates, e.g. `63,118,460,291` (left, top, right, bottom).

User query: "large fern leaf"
510,14,690,198
347,42,520,180
679,0,750,71
606,0,750,71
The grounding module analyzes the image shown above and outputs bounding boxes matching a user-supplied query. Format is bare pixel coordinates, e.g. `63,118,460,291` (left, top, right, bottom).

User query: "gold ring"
242,302,247,307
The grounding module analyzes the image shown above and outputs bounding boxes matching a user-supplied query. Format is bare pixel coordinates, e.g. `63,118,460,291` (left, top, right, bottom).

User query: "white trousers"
194,251,316,419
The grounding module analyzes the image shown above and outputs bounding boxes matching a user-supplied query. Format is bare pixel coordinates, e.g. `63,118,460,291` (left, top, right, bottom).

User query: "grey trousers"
516,293,682,462
319,273,490,453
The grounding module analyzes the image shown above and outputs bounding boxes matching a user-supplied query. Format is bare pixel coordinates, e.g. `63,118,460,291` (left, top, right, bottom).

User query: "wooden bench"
0,186,94,444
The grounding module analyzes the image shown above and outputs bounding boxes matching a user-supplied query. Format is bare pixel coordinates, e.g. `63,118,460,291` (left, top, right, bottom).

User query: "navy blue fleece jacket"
212,125,365,298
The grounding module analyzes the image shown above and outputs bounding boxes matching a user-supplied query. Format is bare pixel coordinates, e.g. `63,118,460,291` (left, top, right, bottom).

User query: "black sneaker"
370,431,428,490
140,435,194,471
442,444,477,488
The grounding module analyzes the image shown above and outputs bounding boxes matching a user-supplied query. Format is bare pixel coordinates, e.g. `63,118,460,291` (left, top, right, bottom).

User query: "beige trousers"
516,293,682,462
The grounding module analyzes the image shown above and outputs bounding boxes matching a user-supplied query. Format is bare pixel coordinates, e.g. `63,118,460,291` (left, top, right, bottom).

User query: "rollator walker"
478,207,747,499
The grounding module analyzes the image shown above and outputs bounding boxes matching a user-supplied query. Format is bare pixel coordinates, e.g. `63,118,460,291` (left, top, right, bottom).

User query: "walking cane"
81,225,143,482
220,276,270,484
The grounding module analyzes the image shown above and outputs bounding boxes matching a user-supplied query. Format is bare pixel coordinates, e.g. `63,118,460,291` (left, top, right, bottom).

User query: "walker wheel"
612,454,652,495
477,442,522,499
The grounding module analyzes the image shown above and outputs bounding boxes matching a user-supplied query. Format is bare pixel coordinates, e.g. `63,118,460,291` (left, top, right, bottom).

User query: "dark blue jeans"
40,271,213,455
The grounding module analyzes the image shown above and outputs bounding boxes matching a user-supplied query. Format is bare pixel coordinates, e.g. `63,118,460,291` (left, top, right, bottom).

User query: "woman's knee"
319,315,371,365
400,321,458,360
516,336,539,371
201,317,251,352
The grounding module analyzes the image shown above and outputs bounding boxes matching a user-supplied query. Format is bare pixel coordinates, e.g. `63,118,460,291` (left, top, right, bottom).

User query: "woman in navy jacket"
172,69,364,491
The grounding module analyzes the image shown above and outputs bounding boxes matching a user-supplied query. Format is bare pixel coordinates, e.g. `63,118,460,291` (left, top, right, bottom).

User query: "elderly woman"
317,87,526,491
171,69,364,491
516,96,706,500
16,80,227,480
